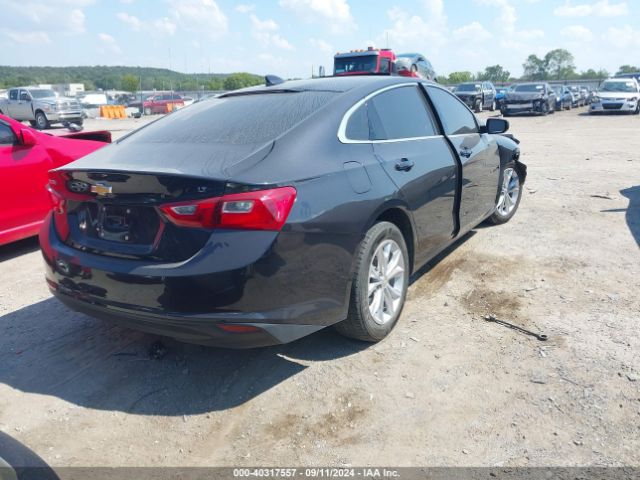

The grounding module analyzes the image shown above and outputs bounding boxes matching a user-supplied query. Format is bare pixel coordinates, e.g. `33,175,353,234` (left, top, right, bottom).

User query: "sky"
1,0,638,79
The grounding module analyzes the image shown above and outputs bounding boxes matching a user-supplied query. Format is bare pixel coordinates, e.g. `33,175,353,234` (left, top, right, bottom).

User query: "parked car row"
500,82,614,116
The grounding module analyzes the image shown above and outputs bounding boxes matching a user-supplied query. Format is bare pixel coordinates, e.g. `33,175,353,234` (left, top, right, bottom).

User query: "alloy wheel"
368,239,405,325
496,167,520,216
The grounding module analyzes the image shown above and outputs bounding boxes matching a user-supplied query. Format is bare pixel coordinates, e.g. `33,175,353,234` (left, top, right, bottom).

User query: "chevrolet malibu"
41,76,526,348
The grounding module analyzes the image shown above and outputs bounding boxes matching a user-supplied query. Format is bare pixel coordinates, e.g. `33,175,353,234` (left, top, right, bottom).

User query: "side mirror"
20,129,37,147
485,118,509,135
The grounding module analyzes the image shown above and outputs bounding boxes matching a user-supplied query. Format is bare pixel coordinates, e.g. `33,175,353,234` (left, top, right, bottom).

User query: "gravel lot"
0,108,638,469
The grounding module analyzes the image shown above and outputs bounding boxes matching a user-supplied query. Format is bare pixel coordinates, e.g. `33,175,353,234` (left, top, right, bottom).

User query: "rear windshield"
455,84,480,92
121,91,336,145
514,84,544,92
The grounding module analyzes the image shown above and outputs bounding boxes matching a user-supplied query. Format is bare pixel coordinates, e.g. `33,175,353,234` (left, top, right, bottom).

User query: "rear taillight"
218,324,261,333
159,187,296,231
47,171,70,240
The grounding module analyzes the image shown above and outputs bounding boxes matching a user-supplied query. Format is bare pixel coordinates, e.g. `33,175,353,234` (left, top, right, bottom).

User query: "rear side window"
125,91,336,146
426,86,478,135
367,86,438,140
0,122,16,145
345,104,369,141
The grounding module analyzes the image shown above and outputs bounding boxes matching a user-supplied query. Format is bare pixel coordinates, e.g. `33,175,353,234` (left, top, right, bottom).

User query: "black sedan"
41,76,526,348
502,82,556,116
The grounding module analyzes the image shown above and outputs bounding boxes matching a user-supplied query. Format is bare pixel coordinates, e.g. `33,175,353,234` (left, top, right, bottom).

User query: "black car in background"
502,82,556,116
453,81,497,112
552,85,573,110
41,76,525,348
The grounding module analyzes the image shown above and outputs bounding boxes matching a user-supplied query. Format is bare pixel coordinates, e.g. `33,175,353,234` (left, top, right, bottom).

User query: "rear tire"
490,100,496,112
34,111,49,130
334,222,409,342
144,107,152,116
487,162,523,225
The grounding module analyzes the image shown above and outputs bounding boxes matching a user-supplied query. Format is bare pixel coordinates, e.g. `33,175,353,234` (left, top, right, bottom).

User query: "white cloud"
475,0,544,49
603,25,640,48
3,1,92,36
151,17,177,36
117,12,141,31
452,21,491,42
383,2,447,50
309,37,333,54
250,14,279,32
168,0,228,37
561,24,594,41
117,11,176,37
554,1,628,17
3,30,51,45
97,32,121,54
235,4,254,13
250,14,294,50
279,0,355,33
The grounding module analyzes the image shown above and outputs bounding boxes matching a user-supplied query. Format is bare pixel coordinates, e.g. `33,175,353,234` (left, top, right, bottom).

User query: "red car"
142,93,184,115
0,114,111,246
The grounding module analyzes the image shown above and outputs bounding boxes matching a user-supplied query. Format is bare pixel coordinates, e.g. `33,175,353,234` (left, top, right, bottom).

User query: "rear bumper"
40,215,354,347
53,292,324,347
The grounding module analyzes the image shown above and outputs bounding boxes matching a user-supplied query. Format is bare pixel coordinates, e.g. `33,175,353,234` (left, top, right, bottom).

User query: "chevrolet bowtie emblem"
91,183,113,196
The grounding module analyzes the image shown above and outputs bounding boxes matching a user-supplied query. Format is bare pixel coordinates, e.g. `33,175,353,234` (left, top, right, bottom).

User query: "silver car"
590,78,640,114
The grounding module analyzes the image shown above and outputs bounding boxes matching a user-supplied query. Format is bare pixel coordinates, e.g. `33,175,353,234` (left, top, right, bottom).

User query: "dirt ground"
0,107,639,469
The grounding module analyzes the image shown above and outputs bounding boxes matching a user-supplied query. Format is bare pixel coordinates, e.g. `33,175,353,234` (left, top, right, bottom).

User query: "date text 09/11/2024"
232,468,400,478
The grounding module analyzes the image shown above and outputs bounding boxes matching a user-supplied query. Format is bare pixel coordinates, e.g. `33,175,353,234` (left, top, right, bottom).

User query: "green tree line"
2,52,636,91
0,65,264,91
436,49,630,85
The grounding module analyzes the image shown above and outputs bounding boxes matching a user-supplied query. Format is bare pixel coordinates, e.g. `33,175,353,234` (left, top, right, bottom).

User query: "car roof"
222,76,426,97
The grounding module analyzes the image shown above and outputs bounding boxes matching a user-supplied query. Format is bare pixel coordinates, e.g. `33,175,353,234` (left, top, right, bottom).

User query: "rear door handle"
395,158,414,171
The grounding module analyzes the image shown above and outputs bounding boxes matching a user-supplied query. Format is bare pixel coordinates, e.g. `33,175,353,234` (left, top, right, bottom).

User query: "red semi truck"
333,47,397,76
333,47,436,81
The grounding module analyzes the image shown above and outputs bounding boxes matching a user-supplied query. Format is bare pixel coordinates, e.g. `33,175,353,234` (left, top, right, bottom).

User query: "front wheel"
34,111,49,130
335,222,409,342
144,107,152,116
486,163,523,225
474,98,483,113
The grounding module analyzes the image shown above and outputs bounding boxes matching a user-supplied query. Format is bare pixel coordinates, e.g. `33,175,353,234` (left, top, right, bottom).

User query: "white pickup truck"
0,87,83,129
